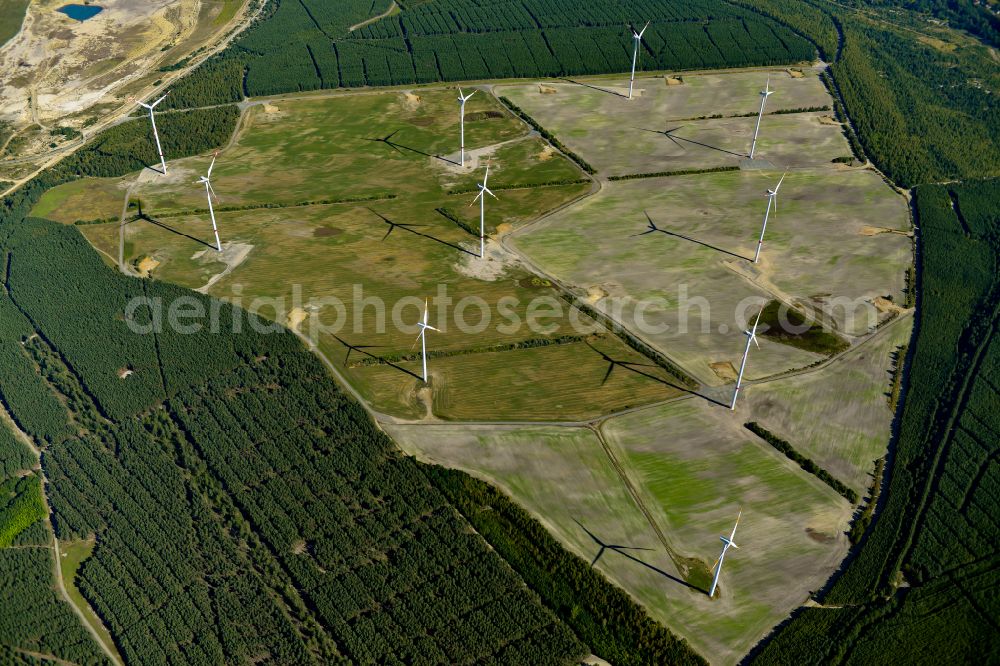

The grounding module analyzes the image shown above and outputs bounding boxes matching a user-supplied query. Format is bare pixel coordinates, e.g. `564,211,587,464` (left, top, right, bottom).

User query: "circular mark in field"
718,324,730,334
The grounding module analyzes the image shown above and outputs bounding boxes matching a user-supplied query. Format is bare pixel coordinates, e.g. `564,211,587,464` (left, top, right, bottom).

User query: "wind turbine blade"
207,181,220,203
639,20,650,37
208,153,217,178
411,330,424,351
471,189,483,205
423,298,429,326
424,325,440,332
732,508,742,538
774,172,786,212
601,362,615,385
484,187,497,199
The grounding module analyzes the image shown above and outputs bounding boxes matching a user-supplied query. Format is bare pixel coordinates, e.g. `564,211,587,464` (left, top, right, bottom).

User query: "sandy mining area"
0,0,233,157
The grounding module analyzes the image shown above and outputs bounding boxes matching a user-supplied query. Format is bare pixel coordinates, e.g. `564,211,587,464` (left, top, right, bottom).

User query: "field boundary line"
591,423,687,575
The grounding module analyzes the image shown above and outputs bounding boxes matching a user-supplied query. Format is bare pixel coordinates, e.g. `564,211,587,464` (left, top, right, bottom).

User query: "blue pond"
57,4,104,21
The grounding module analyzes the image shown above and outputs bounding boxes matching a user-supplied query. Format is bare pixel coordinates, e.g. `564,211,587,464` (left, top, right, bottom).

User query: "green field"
30,176,125,223
32,88,694,421
602,400,851,664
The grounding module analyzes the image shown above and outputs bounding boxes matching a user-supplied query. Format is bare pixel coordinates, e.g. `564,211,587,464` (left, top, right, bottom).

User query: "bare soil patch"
135,254,159,277
313,225,343,237
286,307,307,331
453,238,520,281
193,241,253,293
710,361,738,381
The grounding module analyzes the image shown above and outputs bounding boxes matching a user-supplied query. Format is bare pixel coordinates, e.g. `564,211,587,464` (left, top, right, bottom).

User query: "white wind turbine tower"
196,152,222,252
628,21,650,100
754,172,786,264
137,93,169,174
457,87,476,167
748,77,773,159
470,162,497,258
413,298,439,383
709,508,742,598
730,309,762,410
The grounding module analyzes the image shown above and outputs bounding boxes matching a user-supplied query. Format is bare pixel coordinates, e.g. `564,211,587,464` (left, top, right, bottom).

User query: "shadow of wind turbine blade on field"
616,548,704,593
637,126,746,158
364,130,461,166
658,228,752,262
136,214,217,250
559,77,628,98
332,334,423,381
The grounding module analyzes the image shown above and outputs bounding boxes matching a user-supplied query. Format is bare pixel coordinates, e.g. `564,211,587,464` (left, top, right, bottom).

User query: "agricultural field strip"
372,309,913,430
0,402,122,665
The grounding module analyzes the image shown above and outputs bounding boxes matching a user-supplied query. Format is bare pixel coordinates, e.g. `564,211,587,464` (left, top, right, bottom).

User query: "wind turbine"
195,152,222,252
754,172,786,264
457,87,476,167
137,93,169,174
470,162,497,257
412,298,439,383
748,77,773,159
709,508,742,598
730,309,762,410
628,22,650,100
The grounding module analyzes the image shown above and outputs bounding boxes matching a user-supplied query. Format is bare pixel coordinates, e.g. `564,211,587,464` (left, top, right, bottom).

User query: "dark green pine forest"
1,0,999,664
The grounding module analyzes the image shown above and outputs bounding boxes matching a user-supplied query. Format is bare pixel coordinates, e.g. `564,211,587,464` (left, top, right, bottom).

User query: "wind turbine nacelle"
720,536,739,548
